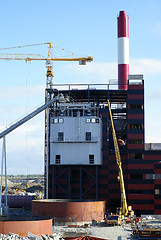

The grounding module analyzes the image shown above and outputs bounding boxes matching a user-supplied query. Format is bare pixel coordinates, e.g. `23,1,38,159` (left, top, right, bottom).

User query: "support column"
80,166,82,200
68,167,71,198
96,165,98,200
0,138,4,215
52,166,56,199
0,137,9,215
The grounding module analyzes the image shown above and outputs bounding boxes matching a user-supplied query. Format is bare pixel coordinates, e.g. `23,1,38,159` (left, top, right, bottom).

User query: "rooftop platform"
47,84,127,103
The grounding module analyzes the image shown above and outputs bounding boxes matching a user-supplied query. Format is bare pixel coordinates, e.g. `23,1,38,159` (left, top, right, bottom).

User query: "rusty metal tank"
32,199,106,223
0,216,52,237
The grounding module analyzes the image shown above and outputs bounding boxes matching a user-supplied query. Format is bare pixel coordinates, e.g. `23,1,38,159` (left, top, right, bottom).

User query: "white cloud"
130,59,161,74
0,119,45,175
0,113,45,150
63,61,117,82
62,58,161,82
0,84,44,101
0,107,45,175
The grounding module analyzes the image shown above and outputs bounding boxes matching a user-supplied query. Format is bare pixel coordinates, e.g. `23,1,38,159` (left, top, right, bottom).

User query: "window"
129,189,142,194
155,189,160,195
146,174,155,179
96,119,99,123
130,174,143,179
55,155,60,164
54,119,58,123
129,153,144,159
129,139,144,144
59,118,64,123
129,104,143,110
58,132,64,141
155,174,161,179
86,118,90,123
129,124,143,129
146,174,161,180
86,132,91,141
89,154,94,164
91,118,96,123
53,118,63,124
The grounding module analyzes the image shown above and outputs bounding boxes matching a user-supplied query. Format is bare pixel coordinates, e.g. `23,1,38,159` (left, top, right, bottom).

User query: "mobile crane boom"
107,100,133,217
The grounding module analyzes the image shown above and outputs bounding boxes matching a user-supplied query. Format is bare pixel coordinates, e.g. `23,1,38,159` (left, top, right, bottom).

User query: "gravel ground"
53,224,135,240
0,225,135,240
2,211,161,240
0,208,135,240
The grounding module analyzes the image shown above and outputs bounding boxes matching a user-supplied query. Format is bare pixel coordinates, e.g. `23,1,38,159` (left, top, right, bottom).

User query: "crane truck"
107,100,134,220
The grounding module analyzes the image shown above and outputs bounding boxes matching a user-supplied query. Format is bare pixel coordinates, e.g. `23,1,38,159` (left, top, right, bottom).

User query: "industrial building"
44,11,161,216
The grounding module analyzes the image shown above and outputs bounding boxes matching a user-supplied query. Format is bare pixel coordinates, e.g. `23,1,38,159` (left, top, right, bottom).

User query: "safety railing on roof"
51,82,128,91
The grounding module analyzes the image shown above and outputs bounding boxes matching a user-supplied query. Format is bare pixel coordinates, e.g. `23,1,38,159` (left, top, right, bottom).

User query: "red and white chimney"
117,11,129,90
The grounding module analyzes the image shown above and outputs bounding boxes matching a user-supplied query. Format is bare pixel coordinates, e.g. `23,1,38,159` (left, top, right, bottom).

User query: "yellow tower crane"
0,42,93,201
107,100,134,218
0,42,93,87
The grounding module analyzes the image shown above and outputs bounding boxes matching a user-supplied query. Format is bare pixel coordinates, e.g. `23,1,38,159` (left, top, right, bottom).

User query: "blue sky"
0,0,161,174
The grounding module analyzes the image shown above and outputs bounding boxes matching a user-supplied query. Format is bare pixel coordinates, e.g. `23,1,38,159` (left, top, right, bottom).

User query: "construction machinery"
16,189,27,196
106,214,122,226
107,100,134,218
0,42,93,88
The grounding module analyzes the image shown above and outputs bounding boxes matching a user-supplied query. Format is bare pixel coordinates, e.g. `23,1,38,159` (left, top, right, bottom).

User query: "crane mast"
108,100,132,217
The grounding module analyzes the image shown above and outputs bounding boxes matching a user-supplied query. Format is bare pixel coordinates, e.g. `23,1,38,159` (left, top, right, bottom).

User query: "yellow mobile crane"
107,100,134,218
0,42,93,88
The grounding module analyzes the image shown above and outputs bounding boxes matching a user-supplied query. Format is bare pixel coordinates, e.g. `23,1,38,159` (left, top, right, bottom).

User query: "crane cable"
0,43,49,51
0,42,79,58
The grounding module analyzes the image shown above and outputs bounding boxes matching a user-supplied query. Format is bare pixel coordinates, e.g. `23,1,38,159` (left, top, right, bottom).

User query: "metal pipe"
0,96,61,139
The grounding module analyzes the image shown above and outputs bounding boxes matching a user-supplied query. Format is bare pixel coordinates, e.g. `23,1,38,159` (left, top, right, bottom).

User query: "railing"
51,82,128,91
51,78,144,92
